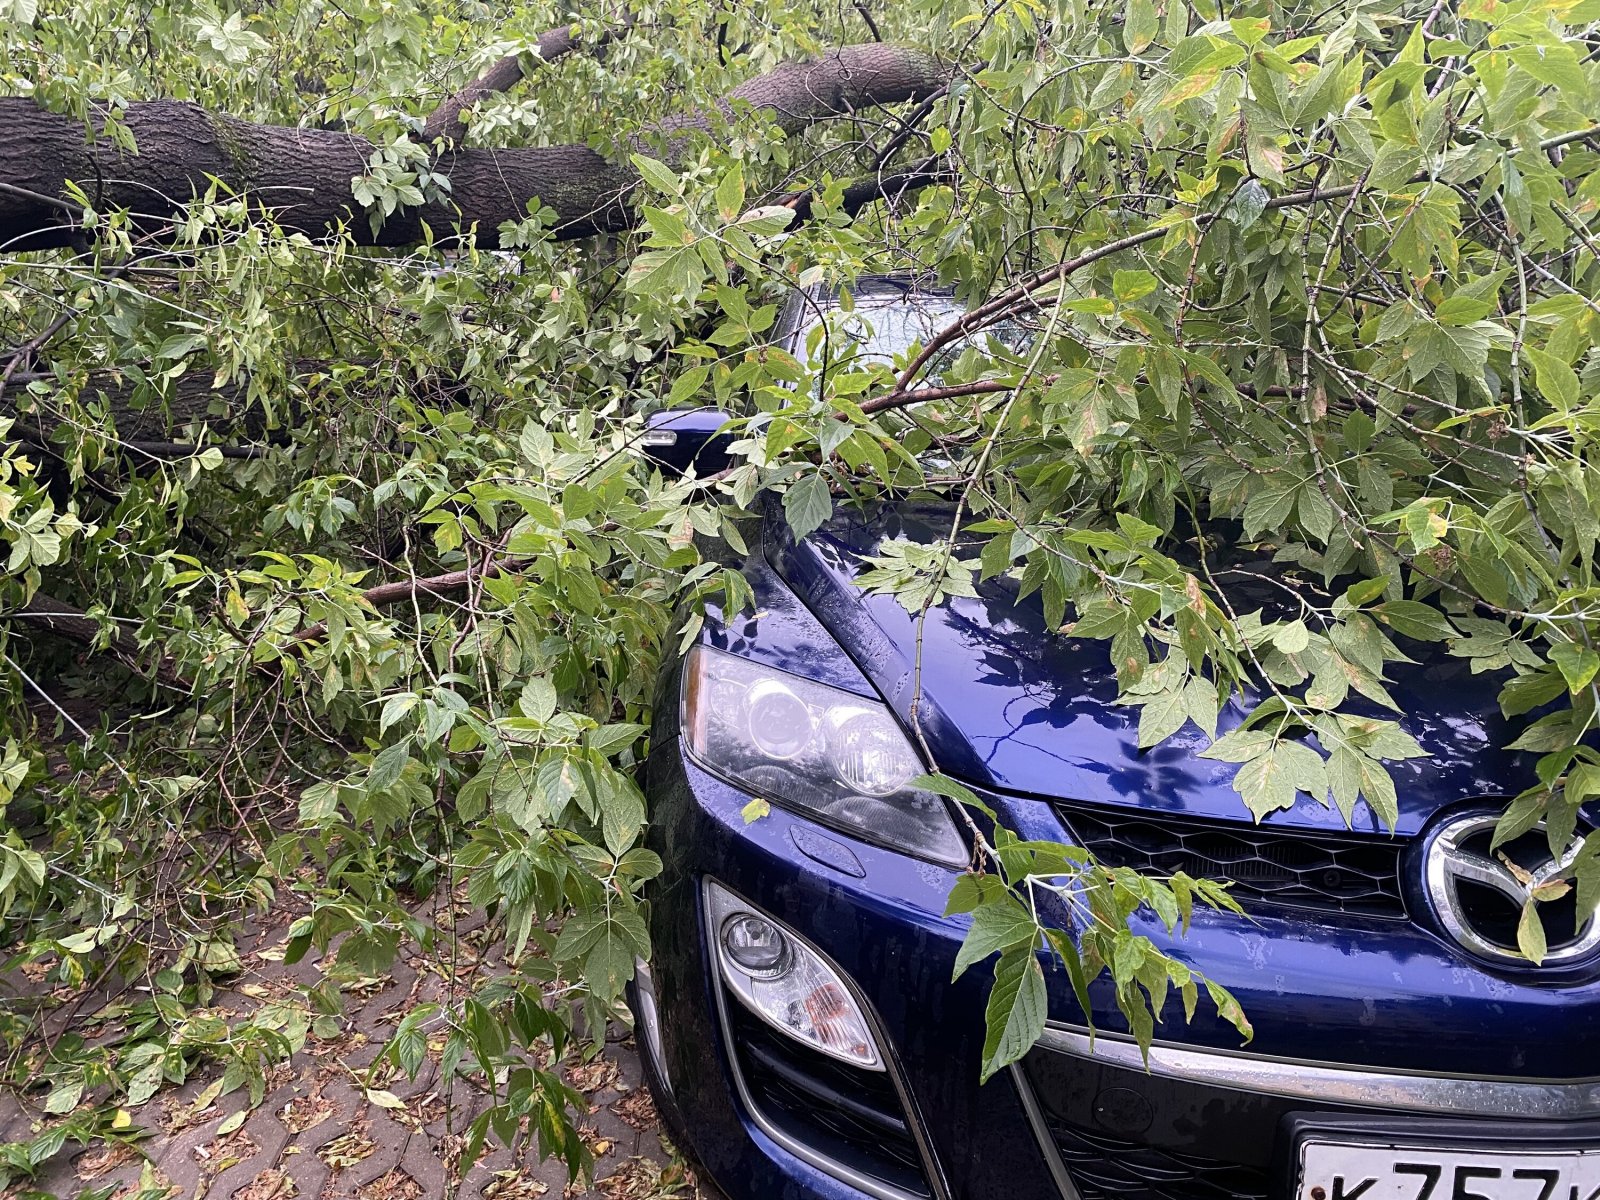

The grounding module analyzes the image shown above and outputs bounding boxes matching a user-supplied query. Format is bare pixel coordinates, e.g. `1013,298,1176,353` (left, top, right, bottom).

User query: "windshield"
785,289,1034,477
795,293,1029,385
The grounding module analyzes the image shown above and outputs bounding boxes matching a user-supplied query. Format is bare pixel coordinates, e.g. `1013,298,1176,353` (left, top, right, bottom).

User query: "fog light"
705,879,884,1071
722,914,791,977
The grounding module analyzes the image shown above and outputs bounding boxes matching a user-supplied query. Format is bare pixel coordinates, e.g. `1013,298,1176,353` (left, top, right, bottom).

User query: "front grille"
725,997,930,1198
1049,1117,1270,1200
1060,804,1408,918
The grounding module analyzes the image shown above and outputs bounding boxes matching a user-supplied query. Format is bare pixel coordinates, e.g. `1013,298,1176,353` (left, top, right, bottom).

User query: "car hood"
767,502,1536,837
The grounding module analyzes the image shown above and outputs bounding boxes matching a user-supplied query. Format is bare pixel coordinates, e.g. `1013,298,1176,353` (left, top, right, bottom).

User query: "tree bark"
0,44,944,252
7,362,320,438
3,359,486,441
13,593,187,688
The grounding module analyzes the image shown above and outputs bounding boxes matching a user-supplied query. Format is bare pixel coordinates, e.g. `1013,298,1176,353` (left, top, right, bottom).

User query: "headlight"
681,645,967,866
706,879,885,1070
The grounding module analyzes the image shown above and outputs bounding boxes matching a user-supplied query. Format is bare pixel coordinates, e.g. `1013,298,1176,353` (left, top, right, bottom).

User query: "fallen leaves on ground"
594,1156,700,1200
354,1168,421,1200
483,1169,550,1199
236,1168,299,1200
317,1119,376,1170
612,1088,658,1132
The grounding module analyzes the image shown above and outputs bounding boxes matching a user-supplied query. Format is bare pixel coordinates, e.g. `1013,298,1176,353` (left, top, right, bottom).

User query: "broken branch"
421,10,638,146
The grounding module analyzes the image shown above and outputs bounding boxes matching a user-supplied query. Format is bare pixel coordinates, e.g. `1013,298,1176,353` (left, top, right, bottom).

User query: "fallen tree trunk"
0,44,944,252
7,361,329,438
4,358,484,441
13,594,187,688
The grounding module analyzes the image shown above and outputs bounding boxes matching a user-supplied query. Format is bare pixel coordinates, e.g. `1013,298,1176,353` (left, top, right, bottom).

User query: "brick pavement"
0,899,724,1200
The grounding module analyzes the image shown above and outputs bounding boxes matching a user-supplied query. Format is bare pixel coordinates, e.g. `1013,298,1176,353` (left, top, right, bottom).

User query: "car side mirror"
641,408,736,478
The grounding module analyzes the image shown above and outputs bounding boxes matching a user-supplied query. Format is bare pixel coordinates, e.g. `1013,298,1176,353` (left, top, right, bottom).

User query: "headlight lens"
682,645,967,865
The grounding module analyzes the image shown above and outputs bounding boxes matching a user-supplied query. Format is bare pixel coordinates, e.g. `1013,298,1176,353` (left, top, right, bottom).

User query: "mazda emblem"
1423,811,1599,966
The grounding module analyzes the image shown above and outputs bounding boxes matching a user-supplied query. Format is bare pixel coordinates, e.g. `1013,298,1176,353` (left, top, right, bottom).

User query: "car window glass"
797,297,1030,385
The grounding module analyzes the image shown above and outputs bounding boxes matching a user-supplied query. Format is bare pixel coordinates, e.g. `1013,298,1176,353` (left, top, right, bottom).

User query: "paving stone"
0,919,724,1200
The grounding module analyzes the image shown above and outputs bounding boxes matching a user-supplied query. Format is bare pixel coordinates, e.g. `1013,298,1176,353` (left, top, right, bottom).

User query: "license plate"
1297,1139,1600,1200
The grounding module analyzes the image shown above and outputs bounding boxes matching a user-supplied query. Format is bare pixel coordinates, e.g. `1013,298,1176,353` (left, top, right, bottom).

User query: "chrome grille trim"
1038,1024,1600,1120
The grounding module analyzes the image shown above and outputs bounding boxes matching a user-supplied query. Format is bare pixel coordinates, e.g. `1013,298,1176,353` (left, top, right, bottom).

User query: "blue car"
631,276,1600,1200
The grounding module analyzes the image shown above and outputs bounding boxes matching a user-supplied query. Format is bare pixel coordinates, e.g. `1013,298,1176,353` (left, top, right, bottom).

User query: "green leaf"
1199,727,1275,763
589,768,646,856
1575,835,1600,931
1527,347,1580,411
1372,601,1456,642
519,677,558,723
1228,178,1270,227
367,741,409,793
1162,66,1222,107
1500,668,1566,717
1113,269,1159,303
585,722,647,756
715,165,746,222
1137,687,1189,748
1326,747,1362,822
741,798,770,824
1518,899,1547,965
1242,481,1297,536
782,475,834,540
1124,0,1158,52
1508,712,1579,753
1357,756,1400,830
1343,577,1387,606
1183,678,1220,740
1231,741,1327,820
1509,42,1589,98
1435,294,1494,326
1043,928,1094,1023
1205,979,1253,1042
630,154,682,196
125,1059,164,1107
1550,642,1600,693
1367,141,1423,191
953,897,1038,980
378,693,417,734
299,780,341,825
1272,619,1310,654
736,205,796,236
1491,790,1542,857
43,1079,82,1115
979,947,1047,1082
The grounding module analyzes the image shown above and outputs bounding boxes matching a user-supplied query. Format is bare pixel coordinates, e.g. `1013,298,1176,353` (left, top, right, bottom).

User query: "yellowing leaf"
217,1109,248,1135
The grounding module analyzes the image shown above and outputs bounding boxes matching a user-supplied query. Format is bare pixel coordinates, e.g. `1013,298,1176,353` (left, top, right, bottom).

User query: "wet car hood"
766,502,1536,837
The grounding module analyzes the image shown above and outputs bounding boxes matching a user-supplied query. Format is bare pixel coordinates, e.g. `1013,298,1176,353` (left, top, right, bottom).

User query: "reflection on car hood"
766,502,1535,836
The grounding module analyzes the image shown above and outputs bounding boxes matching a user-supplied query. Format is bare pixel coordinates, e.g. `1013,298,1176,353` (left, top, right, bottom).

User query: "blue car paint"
703,534,879,699
642,407,738,477
768,499,1531,838
636,279,1599,1200
643,742,1071,1200
640,534,1599,1200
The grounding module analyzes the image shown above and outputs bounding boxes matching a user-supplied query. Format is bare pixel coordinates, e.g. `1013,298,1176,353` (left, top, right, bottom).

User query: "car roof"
823,271,954,304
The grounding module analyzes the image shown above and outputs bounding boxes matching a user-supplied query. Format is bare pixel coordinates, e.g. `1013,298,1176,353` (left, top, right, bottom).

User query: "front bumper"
639,736,1600,1200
